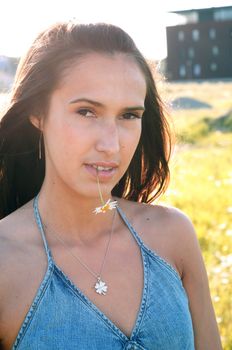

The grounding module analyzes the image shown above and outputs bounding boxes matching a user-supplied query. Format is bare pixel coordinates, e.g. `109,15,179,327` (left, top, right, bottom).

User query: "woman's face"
39,53,146,199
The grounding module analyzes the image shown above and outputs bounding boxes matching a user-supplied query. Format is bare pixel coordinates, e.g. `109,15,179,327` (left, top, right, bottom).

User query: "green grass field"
158,80,232,349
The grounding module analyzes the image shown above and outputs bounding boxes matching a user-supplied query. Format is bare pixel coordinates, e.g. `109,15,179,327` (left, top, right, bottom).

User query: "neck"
37,183,117,245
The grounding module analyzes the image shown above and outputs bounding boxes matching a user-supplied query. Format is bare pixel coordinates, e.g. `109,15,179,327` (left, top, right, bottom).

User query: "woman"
0,22,222,349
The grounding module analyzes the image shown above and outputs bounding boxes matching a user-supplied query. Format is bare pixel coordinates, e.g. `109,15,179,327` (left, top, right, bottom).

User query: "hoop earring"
39,131,42,160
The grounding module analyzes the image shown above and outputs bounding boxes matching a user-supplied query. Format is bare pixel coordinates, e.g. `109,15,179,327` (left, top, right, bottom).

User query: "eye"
122,112,143,120
77,108,96,118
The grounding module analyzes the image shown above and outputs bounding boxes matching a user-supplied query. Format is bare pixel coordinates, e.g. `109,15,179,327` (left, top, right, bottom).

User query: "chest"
1,235,144,349
11,255,194,350
0,223,182,349
52,235,145,338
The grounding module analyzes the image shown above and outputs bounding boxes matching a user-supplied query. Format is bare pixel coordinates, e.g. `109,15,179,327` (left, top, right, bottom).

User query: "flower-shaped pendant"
95,277,108,295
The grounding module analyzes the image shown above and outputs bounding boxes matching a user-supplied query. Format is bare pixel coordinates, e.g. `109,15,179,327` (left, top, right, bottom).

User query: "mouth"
84,162,118,180
92,164,114,171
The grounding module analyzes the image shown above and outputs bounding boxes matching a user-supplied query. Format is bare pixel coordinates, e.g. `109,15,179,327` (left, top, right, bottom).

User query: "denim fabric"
12,196,195,349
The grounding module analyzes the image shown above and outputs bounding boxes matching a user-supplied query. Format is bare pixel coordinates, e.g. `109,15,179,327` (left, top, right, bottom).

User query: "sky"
1,0,232,60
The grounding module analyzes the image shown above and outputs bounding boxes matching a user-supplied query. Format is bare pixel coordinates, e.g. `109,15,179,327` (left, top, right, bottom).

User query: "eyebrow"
69,98,145,111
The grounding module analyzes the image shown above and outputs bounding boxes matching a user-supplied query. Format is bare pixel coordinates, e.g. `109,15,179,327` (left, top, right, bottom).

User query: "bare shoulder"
117,196,195,231
0,201,49,347
117,198,200,278
0,200,41,304
0,200,35,248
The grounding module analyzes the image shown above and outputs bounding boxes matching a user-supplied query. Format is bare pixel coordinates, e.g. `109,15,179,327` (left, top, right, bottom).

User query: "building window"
210,63,218,71
178,31,185,41
179,64,186,77
188,47,195,59
209,28,216,39
212,46,219,56
179,48,185,60
185,11,199,24
214,9,232,21
192,29,200,41
193,64,201,77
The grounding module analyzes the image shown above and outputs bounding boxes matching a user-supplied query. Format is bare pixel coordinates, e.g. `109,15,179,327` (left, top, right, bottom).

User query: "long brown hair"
0,22,171,219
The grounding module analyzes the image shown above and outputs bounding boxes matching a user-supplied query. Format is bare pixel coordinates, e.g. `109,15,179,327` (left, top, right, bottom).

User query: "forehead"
55,52,147,105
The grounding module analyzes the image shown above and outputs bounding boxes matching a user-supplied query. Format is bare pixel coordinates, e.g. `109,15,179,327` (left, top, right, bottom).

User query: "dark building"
166,6,232,80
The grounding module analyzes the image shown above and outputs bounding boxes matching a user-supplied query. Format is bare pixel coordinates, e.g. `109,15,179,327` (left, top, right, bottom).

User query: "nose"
95,120,120,155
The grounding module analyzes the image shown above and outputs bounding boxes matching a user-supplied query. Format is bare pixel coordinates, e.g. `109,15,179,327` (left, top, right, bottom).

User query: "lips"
84,162,118,180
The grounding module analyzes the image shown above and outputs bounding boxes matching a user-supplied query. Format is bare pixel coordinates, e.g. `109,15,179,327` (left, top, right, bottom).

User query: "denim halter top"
12,196,195,350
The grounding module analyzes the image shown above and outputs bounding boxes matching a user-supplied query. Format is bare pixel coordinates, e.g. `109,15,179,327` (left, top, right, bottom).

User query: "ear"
29,115,43,131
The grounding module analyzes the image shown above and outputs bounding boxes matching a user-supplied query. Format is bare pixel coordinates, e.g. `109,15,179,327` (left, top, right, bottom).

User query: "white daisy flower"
93,199,118,214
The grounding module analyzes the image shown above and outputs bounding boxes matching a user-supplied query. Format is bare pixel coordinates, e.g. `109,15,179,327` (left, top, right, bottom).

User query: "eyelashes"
77,108,96,118
122,112,142,120
76,108,143,120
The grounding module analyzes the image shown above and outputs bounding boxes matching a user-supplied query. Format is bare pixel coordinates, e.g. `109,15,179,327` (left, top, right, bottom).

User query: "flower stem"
96,171,105,205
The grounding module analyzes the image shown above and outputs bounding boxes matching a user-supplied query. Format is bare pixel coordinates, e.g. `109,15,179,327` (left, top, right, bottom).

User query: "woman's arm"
176,213,223,350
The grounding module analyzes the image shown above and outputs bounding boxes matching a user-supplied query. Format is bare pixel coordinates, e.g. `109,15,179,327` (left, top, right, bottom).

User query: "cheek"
43,120,78,166
124,120,141,143
120,125,141,158
46,117,87,150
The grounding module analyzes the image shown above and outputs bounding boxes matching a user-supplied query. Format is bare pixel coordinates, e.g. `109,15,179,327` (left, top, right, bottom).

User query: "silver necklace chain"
43,208,117,296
